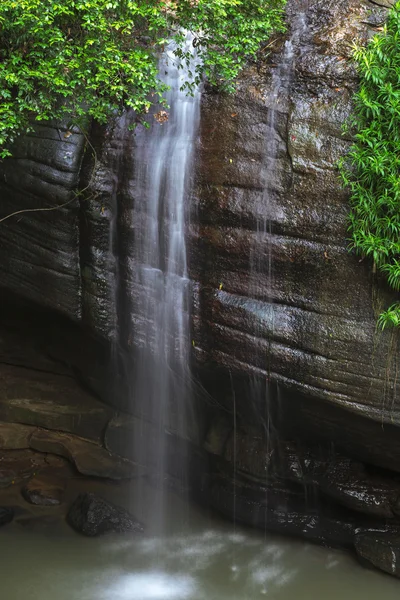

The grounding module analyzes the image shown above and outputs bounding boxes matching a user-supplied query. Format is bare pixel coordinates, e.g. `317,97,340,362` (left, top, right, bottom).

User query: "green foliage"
339,1,400,328
0,0,286,157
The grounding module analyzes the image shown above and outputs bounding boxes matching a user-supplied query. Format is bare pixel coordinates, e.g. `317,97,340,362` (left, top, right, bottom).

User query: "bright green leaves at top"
0,0,286,158
173,0,286,93
339,1,400,329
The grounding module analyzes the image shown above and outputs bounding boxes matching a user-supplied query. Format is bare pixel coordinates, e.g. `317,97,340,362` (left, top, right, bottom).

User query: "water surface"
0,480,398,599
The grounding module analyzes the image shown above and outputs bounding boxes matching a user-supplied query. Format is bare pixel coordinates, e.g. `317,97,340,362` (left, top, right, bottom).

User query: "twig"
0,196,78,225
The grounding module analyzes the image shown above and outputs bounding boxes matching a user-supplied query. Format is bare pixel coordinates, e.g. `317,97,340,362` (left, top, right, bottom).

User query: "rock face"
0,122,84,319
0,364,112,442
0,118,126,409
355,530,400,578
29,428,136,479
190,0,400,466
189,0,400,575
67,493,144,536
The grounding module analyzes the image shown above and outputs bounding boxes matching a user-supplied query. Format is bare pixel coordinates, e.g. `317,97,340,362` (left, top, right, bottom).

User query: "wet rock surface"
30,429,136,479
67,492,144,536
0,507,14,527
0,364,113,442
184,0,400,575
0,421,34,450
0,449,65,488
22,474,65,506
0,122,85,321
190,0,400,446
355,530,400,578
206,417,400,520
202,472,358,548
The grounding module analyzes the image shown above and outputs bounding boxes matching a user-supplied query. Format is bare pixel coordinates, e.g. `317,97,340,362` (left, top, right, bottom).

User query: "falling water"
248,11,309,479
131,34,201,514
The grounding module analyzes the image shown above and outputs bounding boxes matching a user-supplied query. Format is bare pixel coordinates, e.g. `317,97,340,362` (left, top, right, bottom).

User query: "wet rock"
0,121,85,321
105,413,196,478
0,364,113,442
0,507,14,527
0,0,398,560
0,470,18,489
0,449,53,487
22,474,65,506
105,413,162,464
355,529,400,578
223,427,272,481
189,0,400,476
203,415,232,456
276,444,400,519
202,473,357,548
67,493,144,537
29,429,136,479
206,421,400,528
0,422,35,450
319,458,400,519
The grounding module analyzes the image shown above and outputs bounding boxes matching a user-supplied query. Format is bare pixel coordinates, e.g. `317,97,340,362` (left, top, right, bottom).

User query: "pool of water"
0,479,398,599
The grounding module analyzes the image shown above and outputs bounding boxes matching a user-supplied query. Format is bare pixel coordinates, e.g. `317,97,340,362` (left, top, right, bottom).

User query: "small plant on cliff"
339,1,400,329
0,0,286,158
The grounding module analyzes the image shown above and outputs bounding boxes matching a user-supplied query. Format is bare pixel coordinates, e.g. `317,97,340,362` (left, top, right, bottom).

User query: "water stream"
248,10,309,468
130,34,201,509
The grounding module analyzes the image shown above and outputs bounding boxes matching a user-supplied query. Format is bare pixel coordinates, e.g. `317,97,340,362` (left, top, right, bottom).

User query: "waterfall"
130,34,201,499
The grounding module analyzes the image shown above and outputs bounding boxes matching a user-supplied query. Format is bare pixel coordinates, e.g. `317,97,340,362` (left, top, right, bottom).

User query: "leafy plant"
339,1,400,328
0,0,286,158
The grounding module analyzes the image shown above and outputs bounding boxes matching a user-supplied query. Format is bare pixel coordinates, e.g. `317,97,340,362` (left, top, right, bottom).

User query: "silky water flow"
130,34,201,525
247,10,309,482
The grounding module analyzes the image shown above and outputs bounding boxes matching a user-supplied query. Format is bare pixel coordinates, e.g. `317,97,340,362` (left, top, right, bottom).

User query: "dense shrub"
340,1,400,328
0,0,286,157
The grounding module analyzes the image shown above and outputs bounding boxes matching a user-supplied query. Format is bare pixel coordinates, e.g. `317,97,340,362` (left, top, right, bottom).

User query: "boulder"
0,507,14,527
22,474,65,506
67,493,144,536
0,364,113,442
355,530,400,578
29,429,137,479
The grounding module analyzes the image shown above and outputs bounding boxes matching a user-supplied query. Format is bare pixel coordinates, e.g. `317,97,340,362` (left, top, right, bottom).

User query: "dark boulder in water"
355,529,400,578
67,492,144,537
0,507,14,527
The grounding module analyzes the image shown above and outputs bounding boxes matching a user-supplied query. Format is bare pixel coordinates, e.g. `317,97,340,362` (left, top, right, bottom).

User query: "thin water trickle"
247,9,309,505
130,33,201,523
